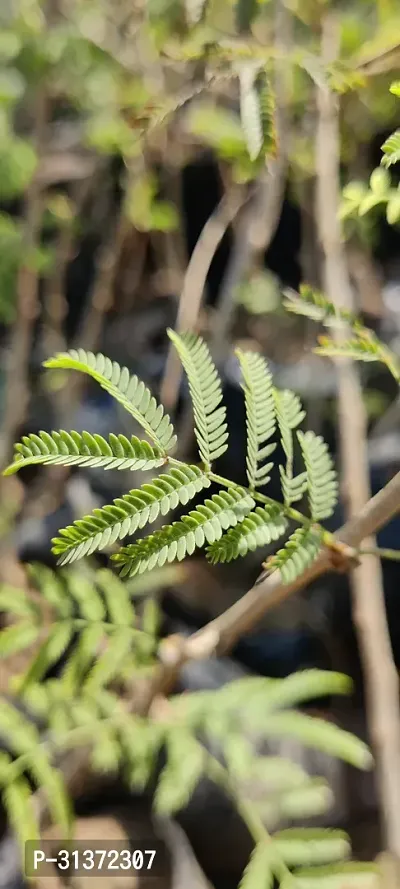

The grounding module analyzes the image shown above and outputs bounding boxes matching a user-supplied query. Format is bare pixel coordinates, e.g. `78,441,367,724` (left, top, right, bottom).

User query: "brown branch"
315,10,400,859
159,186,246,413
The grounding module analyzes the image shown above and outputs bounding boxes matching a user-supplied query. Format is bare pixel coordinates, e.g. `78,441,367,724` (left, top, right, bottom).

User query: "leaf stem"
358,546,400,563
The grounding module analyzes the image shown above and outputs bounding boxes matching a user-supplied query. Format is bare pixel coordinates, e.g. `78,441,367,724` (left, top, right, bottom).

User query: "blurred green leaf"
273,829,351,868
0,137,37,199
187,103,247,159
149,202,179,231
0,622,39,656
0,31,22,61
278,778,334,820
358,193,386,215
0,68,25,104
369,167,390,194
85,114,140,157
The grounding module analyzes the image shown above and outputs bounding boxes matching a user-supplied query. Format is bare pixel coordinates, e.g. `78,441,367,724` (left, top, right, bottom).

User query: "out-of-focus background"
1,1,400,886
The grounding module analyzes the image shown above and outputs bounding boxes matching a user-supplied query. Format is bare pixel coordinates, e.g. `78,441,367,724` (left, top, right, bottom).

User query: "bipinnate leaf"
91,724,121,774
314,331,400,383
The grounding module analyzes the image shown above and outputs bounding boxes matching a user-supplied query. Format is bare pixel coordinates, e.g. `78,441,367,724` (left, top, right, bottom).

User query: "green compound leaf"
273,388,305,460
265,525,323,584
297,431,338,521
113,487,255,577
43,350,176,453
381,130,400,168
207,504,287,564
52,465,211,566
236,349,277,490
167,330,228,469
4,430,166,476
314,330,400,383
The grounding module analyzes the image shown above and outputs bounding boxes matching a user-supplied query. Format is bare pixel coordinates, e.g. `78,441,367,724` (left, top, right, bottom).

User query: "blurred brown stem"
315,10,400,860
159,186,246,413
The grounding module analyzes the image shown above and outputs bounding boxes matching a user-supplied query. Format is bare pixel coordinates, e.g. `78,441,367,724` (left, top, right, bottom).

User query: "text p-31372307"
25,841,162,877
